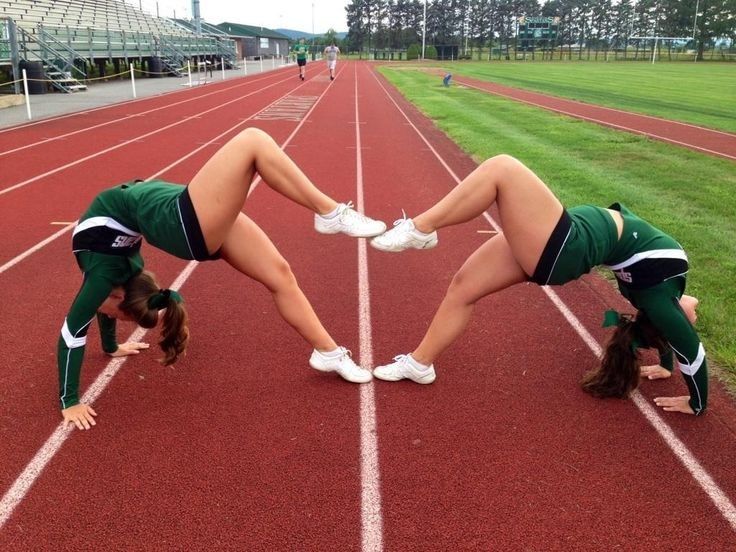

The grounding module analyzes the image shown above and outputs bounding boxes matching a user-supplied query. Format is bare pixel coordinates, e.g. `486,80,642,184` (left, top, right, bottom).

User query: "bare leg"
188,127,338,254
411,234,528,366
413,154,564,276
220,214,337,351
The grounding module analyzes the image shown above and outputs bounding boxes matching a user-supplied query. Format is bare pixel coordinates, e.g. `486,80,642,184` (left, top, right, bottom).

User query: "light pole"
421,0,427,60
312,2,315,57
692,0,700,38
692,0,700,62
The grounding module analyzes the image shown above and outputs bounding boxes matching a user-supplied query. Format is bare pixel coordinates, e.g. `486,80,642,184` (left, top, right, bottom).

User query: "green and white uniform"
293,43,308,66
532,203,707,415
58,180,212,409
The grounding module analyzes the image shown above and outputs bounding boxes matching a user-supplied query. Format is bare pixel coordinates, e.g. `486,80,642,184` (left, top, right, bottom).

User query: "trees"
693,0,736,60
344,0,735,59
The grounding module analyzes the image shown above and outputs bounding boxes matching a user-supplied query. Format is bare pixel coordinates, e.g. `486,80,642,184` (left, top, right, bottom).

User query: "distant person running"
293,38,309,80
59,127,387,430
370,154,708,416
324,42,340,80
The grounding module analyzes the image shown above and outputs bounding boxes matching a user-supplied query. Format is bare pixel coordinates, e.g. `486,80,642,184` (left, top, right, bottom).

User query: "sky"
129,1,350,34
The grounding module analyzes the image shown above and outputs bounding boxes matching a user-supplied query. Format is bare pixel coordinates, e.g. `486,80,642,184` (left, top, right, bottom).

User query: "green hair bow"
147,288,183,310
602,309,626,328
602,309,643,351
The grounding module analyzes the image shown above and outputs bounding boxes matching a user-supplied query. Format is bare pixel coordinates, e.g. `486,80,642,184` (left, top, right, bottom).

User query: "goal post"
629,36,695,63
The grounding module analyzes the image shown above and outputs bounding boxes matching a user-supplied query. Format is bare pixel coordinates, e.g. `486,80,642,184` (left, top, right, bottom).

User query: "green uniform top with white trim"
292,43,308,61
567,203,707,415
59,180,192,409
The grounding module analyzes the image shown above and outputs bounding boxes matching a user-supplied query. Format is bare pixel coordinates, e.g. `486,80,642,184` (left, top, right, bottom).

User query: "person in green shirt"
369,154,707,416
60,127,387,430
292,38,309,80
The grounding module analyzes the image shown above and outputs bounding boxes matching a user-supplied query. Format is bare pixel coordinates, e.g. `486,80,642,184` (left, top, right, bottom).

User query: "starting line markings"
255,95,318,121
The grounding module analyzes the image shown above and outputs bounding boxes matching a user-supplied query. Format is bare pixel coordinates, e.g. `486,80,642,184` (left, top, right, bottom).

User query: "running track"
1,61,735,550
447,73,736,161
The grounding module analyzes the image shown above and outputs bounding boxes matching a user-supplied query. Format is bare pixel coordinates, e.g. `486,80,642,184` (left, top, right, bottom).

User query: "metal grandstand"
0,0,236,94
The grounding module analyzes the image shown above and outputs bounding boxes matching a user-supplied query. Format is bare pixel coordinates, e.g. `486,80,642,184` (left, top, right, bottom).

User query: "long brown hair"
119,270,189,365
581,311,667,399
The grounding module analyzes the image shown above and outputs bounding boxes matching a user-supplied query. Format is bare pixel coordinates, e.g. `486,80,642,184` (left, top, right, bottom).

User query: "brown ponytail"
120,270,189,366
581,311,666,399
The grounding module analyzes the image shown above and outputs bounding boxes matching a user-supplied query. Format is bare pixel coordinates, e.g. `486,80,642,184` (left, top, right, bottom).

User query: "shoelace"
391,209,410,228
378,211,413,244
340,201,373,225
382,355,412,376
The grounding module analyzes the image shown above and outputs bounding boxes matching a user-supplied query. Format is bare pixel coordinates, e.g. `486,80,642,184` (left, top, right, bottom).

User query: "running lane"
450,74,736,161
1,59,735,551
359,63,736,549
0,63,372,550
0,71,312,262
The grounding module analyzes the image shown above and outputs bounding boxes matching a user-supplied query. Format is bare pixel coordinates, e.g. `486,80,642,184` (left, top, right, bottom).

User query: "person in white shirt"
324,42,340,80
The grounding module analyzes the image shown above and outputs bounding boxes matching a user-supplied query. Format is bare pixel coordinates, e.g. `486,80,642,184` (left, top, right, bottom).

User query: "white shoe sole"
309,358,373,383
369,238,437,252
373,367,436,384
315,223,387,238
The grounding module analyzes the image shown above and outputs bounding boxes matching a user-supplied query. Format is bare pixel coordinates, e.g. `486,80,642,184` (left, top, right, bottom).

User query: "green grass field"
378,65,736,387
410,61,736,133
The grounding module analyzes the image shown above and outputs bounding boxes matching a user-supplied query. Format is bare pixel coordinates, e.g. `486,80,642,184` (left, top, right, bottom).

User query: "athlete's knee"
267,257,298,292
446,268,477,306
235,127,273,148
479,154,524,179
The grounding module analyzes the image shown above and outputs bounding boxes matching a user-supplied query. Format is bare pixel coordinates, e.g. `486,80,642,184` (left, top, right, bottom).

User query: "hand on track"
109,341,150,357
653,396,694,415
62,404,98,430
640,364,672,380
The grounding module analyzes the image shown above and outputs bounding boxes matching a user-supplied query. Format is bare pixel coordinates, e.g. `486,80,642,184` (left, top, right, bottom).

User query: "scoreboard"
518,16,560,50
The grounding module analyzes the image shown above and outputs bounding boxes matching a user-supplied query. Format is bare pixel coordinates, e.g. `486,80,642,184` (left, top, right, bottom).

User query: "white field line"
0,66,340,530
370,68,736,531
454,79,736,162
0,70,295,158
354,63,383,552
0,73,300,197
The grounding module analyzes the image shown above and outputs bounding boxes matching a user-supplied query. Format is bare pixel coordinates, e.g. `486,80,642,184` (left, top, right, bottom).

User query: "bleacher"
0,0,192,37
0,0,236,93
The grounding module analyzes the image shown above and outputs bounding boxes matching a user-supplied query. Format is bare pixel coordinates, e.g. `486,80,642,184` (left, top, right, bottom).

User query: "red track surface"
449,73,736,161
1,62,735,550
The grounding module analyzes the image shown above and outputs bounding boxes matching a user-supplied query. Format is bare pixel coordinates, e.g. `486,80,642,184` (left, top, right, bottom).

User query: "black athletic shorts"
297,58,307,67
530,210,573,285
178,187,221,261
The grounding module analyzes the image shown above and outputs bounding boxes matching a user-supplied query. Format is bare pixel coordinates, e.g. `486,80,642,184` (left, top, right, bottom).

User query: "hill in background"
275,28,347,40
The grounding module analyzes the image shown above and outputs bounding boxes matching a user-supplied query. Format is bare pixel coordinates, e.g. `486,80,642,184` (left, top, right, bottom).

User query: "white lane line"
0,72,340,530
543,288,736,531
0,74,298,197
0,71,294,158
453,78,736,137
370,67,736,531
0,75,328,274
0,262,197,528
354,63,383,552
455,79,736,162
0,224,74,275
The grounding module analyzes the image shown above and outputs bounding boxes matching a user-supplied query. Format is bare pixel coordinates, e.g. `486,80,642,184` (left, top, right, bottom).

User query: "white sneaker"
309,347,373,383
314,202,387,238
373,354,436,384
370,212,438,252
